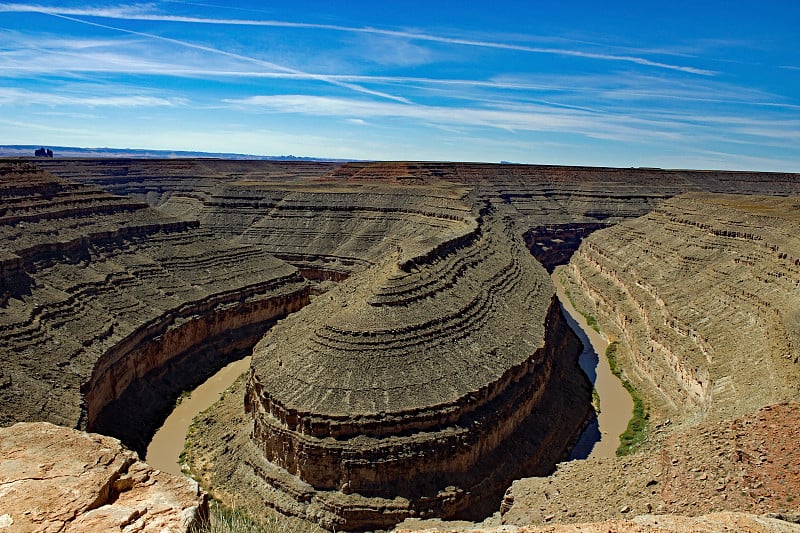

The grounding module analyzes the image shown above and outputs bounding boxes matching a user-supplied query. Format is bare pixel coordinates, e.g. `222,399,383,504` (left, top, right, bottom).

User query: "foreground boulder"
0,422,208,532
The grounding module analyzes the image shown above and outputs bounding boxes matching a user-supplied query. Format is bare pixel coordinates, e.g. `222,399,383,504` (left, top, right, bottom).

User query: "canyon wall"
497,194,800,528
38,160,800,274
561,193,800,424
0,162,309,452
187,212,592,531
4,159,800,531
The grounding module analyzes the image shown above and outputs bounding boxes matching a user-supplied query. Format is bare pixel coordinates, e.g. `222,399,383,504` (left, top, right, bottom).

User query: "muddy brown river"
554,272,634,459
146,275,633,474
145,356,251,475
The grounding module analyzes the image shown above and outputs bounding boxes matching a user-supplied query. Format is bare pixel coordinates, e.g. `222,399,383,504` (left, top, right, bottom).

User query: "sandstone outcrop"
0,162,309,453
0,421,208,532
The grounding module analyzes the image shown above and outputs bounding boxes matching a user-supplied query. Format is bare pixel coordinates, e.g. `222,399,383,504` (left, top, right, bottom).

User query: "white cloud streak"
223,94,800,149
0,87,186,107
223,94,685,143
5,41,786,112
7,8,411,103
0,3,716,75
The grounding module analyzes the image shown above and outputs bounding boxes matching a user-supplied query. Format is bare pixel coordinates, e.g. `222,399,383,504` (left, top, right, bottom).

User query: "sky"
1,1,799,170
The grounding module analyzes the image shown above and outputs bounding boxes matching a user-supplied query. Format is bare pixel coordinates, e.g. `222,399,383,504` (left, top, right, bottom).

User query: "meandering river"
553,272,634,459
146,274,633,474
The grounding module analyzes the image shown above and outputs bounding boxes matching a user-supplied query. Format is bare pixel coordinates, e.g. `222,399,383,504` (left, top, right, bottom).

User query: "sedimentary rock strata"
188,213,592,531
561,193,800,423
198,180,475,281
497,195,800,529
0,162,308,453
0,421,208,532
38,160,800,267
5,159,800,531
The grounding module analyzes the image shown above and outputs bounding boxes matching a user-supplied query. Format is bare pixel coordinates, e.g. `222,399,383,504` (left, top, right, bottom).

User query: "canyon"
1,158,799,531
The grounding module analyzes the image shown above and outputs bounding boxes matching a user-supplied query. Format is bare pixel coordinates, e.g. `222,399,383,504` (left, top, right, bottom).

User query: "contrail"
34,10,413,104
0,3,716,76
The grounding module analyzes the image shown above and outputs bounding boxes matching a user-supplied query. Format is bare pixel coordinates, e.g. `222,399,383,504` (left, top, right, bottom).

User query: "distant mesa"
34,147,53,157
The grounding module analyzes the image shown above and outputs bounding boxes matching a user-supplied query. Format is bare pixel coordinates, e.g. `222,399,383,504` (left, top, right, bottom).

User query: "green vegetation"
175,389,192,407
605,342,649,456
583,312,600,333
192,500,327,533
558,273,601,334
591,386,601,413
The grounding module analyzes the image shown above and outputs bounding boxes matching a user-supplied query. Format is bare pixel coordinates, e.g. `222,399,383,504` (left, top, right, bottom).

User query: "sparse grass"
605,342,649,456
192,500,327,533
175,389,192,406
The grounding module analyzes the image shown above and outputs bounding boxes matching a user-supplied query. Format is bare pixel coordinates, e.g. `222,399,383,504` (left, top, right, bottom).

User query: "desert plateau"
0,158,798,532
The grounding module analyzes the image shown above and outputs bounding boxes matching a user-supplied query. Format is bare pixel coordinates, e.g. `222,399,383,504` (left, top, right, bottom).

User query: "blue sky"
1,1,798,170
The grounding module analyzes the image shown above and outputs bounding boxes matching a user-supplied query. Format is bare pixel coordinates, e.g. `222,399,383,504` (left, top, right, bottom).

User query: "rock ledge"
0,422,208,532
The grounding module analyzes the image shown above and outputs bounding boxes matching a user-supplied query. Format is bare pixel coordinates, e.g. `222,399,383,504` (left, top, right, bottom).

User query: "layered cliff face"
39,160,800,276
198,179,475,279
0,162,309,453
497,194,800,529
561,193,800,424
187,212,592,531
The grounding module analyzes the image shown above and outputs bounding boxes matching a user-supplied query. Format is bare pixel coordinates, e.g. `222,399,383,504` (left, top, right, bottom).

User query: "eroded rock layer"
6,160,800,531
561,193,800,424
188,212,592,531
500,402,800,527
0,162,308,452
38,160,800,275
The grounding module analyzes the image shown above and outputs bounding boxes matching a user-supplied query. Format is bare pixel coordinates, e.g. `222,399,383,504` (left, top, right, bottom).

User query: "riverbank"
552,269,633,459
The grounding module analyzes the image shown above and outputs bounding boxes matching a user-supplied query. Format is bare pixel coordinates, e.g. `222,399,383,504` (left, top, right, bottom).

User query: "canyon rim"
0,159,799,531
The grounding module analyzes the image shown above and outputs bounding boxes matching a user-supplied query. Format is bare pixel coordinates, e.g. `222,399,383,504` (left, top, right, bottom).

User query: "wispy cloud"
224,93,800,150
33,10,412,103
0,87,186,107
2,38,768,113
0,3,716,75
223,94,685,142
0,3,156,17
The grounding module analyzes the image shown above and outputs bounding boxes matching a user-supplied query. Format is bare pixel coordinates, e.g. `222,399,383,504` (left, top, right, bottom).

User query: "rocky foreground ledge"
396,511,800,532
0,422,208,532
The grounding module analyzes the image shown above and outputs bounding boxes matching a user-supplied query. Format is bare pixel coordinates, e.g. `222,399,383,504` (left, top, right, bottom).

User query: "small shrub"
606,342,649,456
